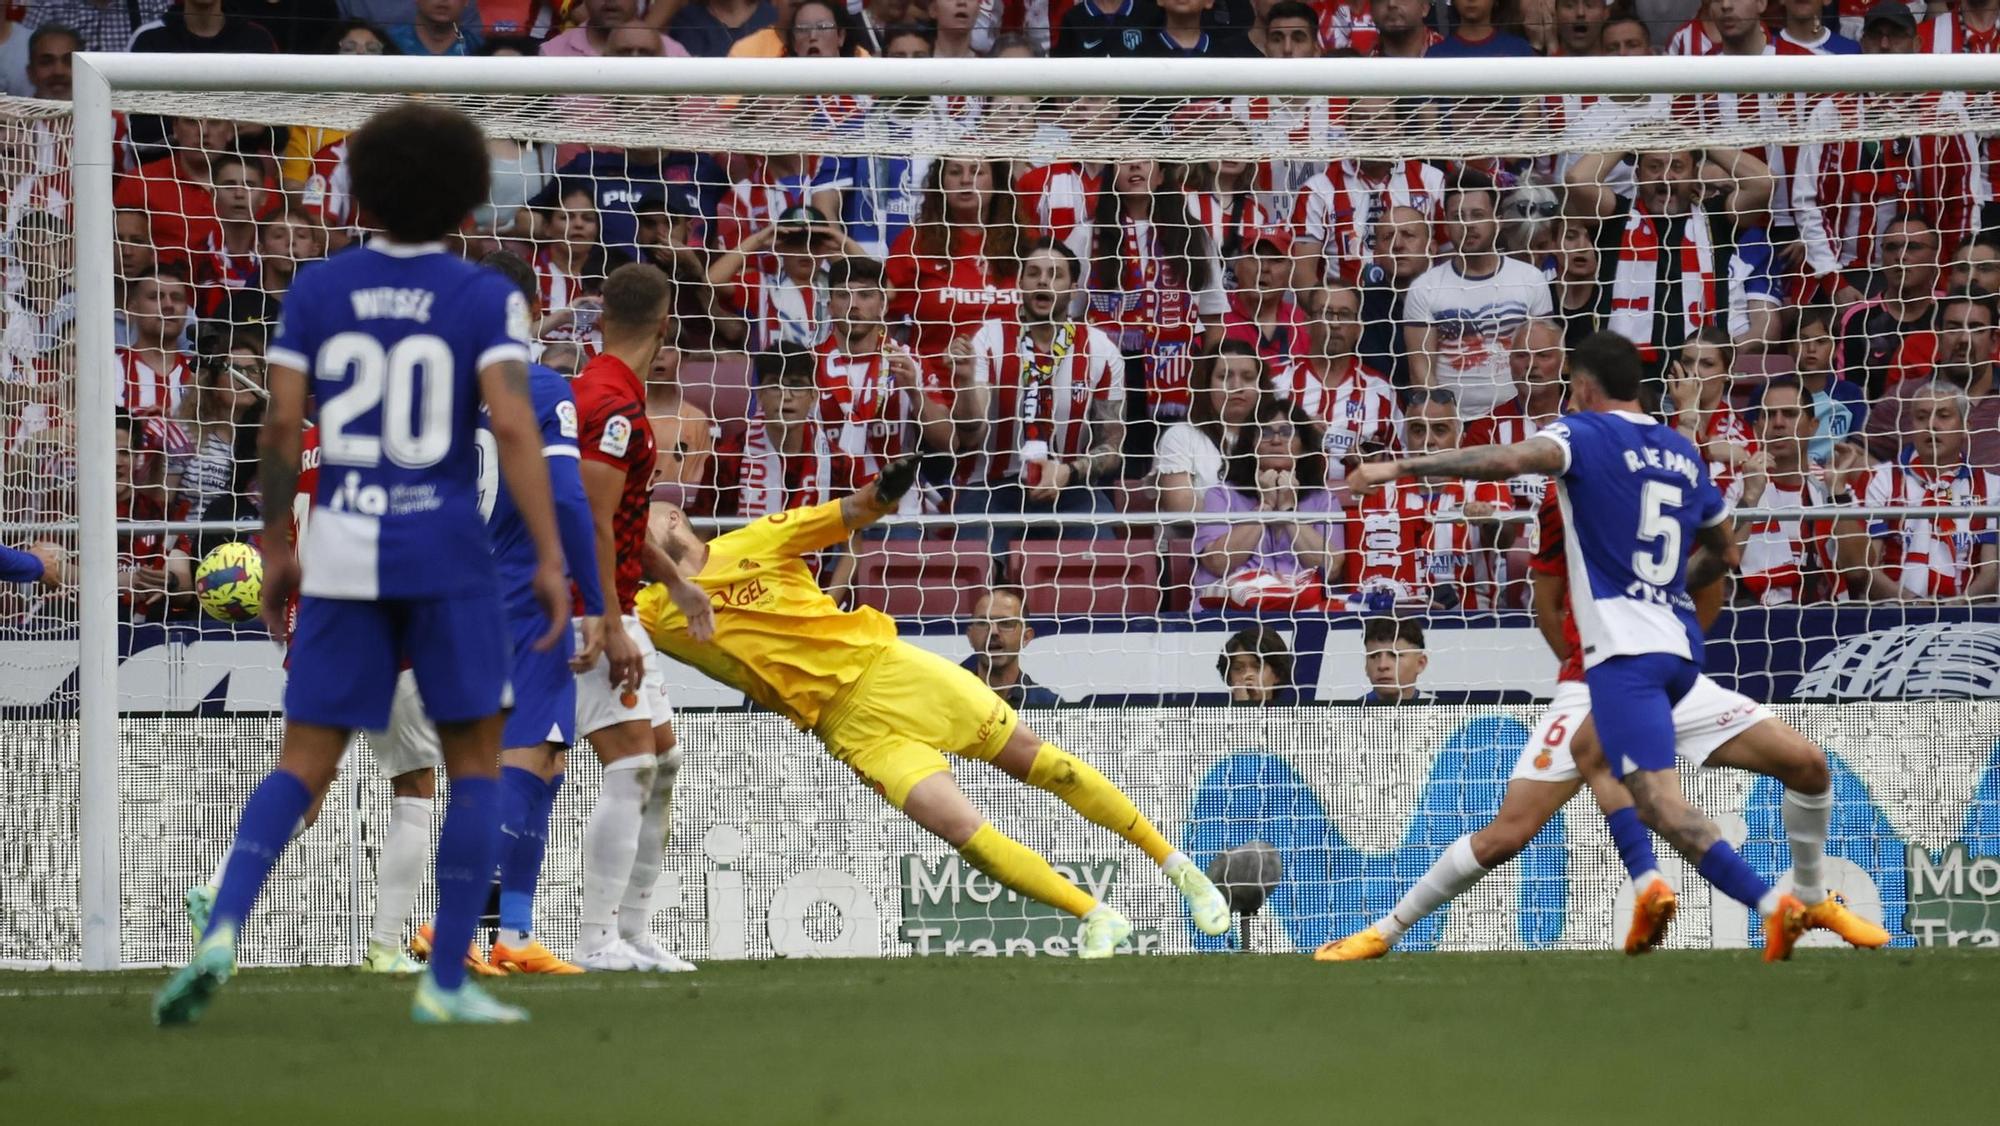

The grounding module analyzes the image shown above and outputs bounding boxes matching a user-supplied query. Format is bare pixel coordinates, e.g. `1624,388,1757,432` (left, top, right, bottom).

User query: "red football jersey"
572,352,658,613
1528,488,1584,684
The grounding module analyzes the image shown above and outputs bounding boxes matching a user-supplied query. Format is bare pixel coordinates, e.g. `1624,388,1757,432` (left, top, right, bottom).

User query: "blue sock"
429,776,502,991
496,767,550,937
1604,807,1661,883
209,770,313,935
1696,840,1772,911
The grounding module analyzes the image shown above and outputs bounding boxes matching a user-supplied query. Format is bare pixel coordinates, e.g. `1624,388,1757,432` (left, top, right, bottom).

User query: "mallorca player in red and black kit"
1315,489,1683,961
567,263,713,971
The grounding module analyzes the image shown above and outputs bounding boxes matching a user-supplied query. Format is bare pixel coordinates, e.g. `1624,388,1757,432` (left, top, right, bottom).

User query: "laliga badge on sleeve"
601,414,633,458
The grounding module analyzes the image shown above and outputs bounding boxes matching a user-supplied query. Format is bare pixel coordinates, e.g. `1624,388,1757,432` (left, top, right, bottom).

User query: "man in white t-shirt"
1402,178,1553,424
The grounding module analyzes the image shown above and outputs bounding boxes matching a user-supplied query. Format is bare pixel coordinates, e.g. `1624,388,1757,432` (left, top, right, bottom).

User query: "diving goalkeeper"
638,455,1231,956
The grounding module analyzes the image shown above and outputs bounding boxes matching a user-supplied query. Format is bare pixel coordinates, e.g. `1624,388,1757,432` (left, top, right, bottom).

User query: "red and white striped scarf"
735,412,830,519
1870,455,2000,598
1296,159,1439,278
1740,475,1848,605
1608,201,1716,359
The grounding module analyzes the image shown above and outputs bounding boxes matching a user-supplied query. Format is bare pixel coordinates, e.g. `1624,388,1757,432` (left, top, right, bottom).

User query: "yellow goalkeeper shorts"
814,640,1020,810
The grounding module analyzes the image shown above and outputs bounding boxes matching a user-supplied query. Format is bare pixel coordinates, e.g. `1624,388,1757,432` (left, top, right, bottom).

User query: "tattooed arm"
1347,436,1566,494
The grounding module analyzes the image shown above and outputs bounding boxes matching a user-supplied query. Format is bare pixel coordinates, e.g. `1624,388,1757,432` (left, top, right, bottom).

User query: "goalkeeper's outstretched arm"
839,454,922,532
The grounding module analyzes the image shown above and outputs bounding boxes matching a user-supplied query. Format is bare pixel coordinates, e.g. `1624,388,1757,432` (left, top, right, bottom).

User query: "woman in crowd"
731,0,869,56
889,157,1028,367
166,333,265,519
1552,219,1605,349
1191,398,1338,612
1088,158,1227,471
1156,339,1269,514
534,184,631,351
1670,325,1759,499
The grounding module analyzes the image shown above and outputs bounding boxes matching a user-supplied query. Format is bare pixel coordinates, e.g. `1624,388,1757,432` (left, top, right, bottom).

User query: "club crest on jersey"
1122,28,1141,49
557,400,579,439
601,414,633,457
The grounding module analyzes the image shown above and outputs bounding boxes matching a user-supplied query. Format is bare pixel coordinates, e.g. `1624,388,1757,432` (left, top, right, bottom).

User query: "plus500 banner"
21,703,1994,968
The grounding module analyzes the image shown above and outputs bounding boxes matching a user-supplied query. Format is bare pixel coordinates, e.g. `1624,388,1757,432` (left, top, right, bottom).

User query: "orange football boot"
1762,894,1809,963
1804,892,1891,949
410,923,505,977
489,938,585,974
1624,878,1678,956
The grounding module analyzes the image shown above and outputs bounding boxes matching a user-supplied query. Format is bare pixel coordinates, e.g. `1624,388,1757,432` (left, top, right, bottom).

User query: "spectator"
1088,158,1225,439
533,182,631,351
1547,0,1607,55
928,0,981,57
670,0,778,56
223,0,342,52
164,331,262,516
1788,304,1870,454
1404,174,1554,424
1256,0,1318,57
1838,214,1945,401
1156,339,1267,513
22,24,79,100
388,0,477,54
1368,0,1435,56
1054,0,1161,57
1949,237,2000,295
1182,157,1270,276
716,341,832,517
1669,326,1758,499
1347,386,1516,610
530,145,717,261
1356,203,1433,386
251,204,320,306
113,116,228,269
1280,277,1397,488
1192,398,1338,611
1428,0,1534,56
963,586,1064,708
1865,288,1995,461
1359,616,1428,704
708,207,856,353
957,238,1125,543
0,209,72,390
115,209,157,292
636,186,729,352
1475,317,1564,447
729,0,866,56
195,152,267,318
716,151,846,259
887,158,1025,369
1860,381,2000,600
852,0,917,55
645,335,714,512
129,0,279,52
1220,229,1306,369
1860,0,1917,54
117,269,193,418
1294,104,1444,283
1127,0,1259,54
1566,146,1771,363
1736,379,1871,605
1777,0,1859,53
35,1,168,53
542,0,689,55
816,256,954,509
1921,0,2000,231
1219,625,1297,705
115,415,196,624
1551,220,1605,349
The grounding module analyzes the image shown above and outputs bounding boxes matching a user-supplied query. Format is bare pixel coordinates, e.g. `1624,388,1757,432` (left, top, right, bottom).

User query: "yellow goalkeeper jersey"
636,500,899,730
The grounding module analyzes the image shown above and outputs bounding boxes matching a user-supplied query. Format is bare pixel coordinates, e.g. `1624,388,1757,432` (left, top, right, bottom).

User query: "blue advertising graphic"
1181,715,2000,952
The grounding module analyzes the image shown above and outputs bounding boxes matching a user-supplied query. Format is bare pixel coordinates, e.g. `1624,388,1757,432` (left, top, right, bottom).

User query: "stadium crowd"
0,0,1996,626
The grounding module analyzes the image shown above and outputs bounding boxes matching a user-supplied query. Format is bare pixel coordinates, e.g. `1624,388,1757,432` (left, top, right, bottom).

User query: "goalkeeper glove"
874,454,922,505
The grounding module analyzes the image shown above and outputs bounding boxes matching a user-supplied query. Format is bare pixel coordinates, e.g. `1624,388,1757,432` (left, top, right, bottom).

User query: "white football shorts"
363,668,442,778
1509,680,1590,784
573,614,675,737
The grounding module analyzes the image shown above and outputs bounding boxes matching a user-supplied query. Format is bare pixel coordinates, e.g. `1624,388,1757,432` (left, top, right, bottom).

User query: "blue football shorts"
286,591,511,730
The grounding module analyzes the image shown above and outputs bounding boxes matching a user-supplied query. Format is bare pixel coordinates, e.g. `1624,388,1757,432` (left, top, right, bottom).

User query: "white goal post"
49,52,2000,970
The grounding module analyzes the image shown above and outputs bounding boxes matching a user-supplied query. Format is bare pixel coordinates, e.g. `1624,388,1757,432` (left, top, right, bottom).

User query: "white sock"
210,814,309,889
369,796,433,948
1632,869,1665,893
619,747,679,942
1376,835,1487,943
1783,787,1833,906
1757,887,1785,916
581,753,656,951
497,927,530,948
1162,850,1192,873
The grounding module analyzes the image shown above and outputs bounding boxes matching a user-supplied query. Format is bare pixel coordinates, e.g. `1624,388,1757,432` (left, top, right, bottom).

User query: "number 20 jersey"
1536,410,1727,669
268,242,532,601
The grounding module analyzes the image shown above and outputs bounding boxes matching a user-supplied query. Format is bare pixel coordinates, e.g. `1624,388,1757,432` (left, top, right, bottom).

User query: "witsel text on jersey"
349,287,436,323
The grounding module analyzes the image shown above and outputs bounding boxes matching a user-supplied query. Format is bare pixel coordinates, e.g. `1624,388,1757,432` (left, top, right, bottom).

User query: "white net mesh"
6,51,2000,966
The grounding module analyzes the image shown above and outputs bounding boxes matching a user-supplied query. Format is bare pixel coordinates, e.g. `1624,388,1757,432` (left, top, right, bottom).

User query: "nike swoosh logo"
1083,38,1102,48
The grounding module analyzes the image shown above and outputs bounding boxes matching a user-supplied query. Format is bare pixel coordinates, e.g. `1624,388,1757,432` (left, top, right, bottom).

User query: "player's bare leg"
577,719,657,970
991,723,1230,937
617,722,696,971
157,723,349,1026
901,769,1133,958
1317,778,1579,962
1622,768,1808,962
489,743,581,974
403,714,525,1023
1704,720,1888,949
1571,724,1677,954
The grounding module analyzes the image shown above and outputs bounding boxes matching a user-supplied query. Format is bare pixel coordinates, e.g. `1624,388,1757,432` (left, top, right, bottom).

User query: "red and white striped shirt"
1293,159,1444,280
116,348,189,417
1014,162,1099,266
299,139,352,229
1346,476,1515,609
964,317,1124,486
1739,475,1852,605
1276,355,1398,485
1701,400,1759,502
1922,11,2000,210
1184,189,1269,266
1792,99,1973,279
813,333,926,512
1863,453,2000,598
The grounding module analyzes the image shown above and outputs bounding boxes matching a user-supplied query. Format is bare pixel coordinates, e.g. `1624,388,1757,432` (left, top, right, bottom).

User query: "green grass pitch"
2,951,1994,1125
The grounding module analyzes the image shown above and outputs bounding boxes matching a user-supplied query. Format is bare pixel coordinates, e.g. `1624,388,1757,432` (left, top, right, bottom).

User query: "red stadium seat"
680,354,754,435
1014,537,1163,617
852,538,992,618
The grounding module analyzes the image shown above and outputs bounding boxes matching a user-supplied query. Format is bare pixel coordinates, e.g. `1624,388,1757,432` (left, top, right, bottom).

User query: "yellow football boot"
490,938,585,975
1804,893,1891,949
1624,878,1678,956
1313,926,1392,962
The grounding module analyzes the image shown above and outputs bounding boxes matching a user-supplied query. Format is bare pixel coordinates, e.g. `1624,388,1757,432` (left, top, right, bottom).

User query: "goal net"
5,54,1999,969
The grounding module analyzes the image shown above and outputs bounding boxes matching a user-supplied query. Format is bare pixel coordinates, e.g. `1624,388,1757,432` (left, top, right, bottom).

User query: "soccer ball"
195,542,264,623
